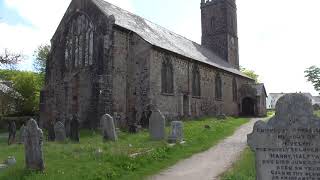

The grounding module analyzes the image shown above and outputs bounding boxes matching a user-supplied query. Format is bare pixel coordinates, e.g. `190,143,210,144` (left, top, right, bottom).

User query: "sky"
0,0,319,95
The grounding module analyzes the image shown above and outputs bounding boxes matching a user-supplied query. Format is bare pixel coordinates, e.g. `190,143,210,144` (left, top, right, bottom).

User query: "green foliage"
33,44,50,73
0,70,44,116
305,66,320,95
316,110,320,117
0,117,249,180
240,67,259,83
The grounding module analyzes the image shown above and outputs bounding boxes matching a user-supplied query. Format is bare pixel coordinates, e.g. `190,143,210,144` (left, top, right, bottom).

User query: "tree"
240,67,259,83
33,44,50,73
11,72,43,115
305,66,320,94
0,49,23,69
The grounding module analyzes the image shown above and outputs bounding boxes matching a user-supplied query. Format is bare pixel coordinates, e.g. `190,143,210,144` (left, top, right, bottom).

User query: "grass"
0,117,248,180
220,148,255,180
315,110,320,117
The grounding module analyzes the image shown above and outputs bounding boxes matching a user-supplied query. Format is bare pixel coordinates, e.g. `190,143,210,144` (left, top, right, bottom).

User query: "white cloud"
170,0,319,95
1,0,134,70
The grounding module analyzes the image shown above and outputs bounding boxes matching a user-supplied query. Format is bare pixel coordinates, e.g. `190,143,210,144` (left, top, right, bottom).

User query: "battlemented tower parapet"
200,0,239,69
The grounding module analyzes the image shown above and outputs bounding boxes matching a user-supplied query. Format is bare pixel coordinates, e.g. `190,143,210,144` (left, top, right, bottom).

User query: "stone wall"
40,0,115,129
149,48,252,120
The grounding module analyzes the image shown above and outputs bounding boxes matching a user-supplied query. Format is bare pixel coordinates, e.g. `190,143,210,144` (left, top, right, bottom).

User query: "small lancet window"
192,65,201,97
215,73,222,100
161,57,174,94
232,77,237,102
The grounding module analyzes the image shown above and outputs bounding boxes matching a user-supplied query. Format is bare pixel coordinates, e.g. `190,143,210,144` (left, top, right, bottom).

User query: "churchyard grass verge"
220,148,255,180
221,108,320,180
0,117,248,180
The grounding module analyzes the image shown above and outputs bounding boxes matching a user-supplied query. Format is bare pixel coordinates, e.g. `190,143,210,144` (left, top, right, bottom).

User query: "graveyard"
0,117,248,180
222,107,320,180
0,0,319,179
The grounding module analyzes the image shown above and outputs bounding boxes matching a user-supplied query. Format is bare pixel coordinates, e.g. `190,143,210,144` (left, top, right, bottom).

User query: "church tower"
201,0,239,69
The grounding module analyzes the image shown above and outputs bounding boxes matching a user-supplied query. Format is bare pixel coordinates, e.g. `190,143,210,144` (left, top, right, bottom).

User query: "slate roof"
92,0,251,79
251,83,267,97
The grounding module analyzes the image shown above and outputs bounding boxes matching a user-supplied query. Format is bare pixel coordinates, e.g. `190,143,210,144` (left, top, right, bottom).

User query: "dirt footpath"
150,118,263,180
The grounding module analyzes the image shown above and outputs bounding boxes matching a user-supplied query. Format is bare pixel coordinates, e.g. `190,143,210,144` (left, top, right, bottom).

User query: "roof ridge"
94,0,202,46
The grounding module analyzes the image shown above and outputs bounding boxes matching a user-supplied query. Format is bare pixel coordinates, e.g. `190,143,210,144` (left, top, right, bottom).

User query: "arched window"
232,77,237,102
192,65,201,97
161,57,174,94
215,73,222,100
65,14,94,69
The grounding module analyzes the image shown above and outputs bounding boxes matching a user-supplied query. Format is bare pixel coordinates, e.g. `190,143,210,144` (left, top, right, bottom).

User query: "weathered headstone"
5,156,16,166
168,121,183,143
101,114,117,141
19,125,26,144
47,122,55,141
149,109,166,140
65,117,71,138
54,121,66,142
70,115,79,142
248,94,320,180
7,121,16,145
24,119,44,171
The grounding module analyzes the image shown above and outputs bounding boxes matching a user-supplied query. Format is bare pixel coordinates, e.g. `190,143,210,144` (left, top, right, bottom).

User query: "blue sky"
0,0,31,26
0,0,319,95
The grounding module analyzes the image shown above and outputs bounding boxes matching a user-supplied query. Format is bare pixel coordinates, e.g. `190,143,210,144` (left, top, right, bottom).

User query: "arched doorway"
242,97,255,116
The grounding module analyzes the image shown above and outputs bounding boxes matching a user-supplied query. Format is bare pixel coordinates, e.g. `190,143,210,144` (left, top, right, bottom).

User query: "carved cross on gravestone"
24,119,45,171
54,121,66,142
248,94,320,180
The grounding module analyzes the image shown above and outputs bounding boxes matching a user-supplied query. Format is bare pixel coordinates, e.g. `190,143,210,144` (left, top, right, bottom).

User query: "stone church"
40,0,267,129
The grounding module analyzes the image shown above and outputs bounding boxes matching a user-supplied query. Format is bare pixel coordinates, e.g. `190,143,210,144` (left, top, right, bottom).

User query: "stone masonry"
40,0,267,129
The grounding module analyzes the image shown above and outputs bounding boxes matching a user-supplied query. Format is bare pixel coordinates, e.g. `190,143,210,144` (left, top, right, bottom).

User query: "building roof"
313,96,320,103
251,83,267,97
92,0,251,79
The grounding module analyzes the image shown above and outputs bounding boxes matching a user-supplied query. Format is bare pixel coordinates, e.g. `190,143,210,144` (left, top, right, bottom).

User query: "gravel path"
150,118,264,180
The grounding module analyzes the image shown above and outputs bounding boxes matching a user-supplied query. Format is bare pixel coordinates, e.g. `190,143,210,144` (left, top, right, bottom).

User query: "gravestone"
47,122,55,141
19,125,26,144
65,117,71,138
248,94,320,180
54,121,66,142
101,114,117,141
149,109,166,140
168,121,183,143
70,115,79,142
24,118,44,171
7,121,16,145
